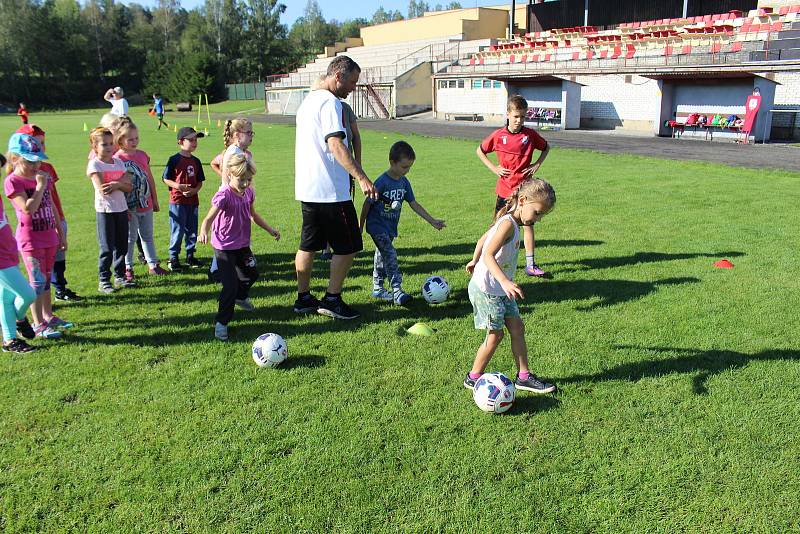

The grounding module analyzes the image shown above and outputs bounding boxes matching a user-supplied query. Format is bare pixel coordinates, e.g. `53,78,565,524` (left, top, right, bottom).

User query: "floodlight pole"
584,0,589,26
510,0,516,38
682,0,689,18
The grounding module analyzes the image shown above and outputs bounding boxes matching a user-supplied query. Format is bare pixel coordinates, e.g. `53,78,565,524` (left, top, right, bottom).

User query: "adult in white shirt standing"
293,56,377,320
103,87,129,117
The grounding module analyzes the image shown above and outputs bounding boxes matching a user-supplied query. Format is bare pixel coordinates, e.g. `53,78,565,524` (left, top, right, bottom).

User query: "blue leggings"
0,266,35,342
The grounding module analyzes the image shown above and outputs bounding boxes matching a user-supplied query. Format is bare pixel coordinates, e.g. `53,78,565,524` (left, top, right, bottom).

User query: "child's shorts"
468,278,520,330
21,247,57,295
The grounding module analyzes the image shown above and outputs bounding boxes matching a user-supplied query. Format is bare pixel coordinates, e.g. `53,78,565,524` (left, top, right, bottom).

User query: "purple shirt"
4,173,59,252
211,186,254,250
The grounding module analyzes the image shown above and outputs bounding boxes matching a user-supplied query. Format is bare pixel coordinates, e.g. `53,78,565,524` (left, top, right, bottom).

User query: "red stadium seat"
625,44,636,59
682,44,692,54
731,41,742,52
572,51,580,60
711,42,721,53
664,45,672,56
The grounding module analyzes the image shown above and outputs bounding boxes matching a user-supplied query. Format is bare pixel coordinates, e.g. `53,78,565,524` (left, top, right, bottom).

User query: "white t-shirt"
295,90,350,203
87,157,128,213
109,98,129,117
471,214,520,297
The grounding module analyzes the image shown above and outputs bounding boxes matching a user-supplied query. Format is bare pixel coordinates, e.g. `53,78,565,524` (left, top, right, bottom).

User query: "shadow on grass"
522,276,699,311
560,346,800,395
509,394,561,415
550,250,745,273
278,354,327,370
536,239,605,248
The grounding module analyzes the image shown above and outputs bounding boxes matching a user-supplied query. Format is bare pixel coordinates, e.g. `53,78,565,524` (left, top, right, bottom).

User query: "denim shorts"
468,278,520,330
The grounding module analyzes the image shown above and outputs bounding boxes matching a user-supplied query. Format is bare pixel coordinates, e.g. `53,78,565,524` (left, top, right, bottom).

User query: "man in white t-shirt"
104,87,129,117
293,55,377,320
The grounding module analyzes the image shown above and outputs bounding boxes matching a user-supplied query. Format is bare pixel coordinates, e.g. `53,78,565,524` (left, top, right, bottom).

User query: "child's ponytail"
223,118,253,148
223,120,234,148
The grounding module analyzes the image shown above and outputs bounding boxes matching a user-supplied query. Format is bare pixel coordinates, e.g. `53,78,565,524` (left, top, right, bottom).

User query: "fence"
225,83,263,100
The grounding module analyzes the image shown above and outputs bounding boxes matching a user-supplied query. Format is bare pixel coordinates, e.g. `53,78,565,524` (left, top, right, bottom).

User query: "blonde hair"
226,153,256,181
114,120,139,148
494,177,556,222
89,127,113,153
4,153,19,174
223,118,252,148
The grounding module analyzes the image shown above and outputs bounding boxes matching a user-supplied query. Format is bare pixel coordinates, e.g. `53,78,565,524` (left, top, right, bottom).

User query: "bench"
445,112,480,122
176,102,192,112
526,107,561,128
670,111,742,140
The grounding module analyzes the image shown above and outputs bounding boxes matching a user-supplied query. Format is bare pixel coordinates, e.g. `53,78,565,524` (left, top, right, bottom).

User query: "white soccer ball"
421,275,450,304
252,333,287,368
473,372,516,414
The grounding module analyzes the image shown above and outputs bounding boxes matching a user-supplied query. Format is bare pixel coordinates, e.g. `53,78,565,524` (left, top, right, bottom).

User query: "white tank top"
472,214,520,296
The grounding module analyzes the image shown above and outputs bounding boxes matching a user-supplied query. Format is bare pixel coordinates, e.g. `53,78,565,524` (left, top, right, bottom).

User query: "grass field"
1,105,799,532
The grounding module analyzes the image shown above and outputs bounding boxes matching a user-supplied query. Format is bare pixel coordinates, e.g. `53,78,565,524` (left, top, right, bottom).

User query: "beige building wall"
395,62,433,116
360,8,508,46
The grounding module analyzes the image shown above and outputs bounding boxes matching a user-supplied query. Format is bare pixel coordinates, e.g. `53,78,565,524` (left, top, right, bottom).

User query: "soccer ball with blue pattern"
252,333,287,368
473,372,516,414
421,275,450,304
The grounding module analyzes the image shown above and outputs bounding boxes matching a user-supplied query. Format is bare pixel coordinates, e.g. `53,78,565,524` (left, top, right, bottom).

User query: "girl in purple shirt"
198,153,280,341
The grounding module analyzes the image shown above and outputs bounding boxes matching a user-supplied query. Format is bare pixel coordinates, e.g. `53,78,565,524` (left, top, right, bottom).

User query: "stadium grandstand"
266,0,800,142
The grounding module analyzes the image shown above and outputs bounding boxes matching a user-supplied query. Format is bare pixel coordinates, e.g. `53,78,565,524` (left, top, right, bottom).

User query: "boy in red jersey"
476,95,550,277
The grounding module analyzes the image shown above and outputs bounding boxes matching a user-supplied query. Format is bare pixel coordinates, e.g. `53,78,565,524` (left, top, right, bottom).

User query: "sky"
121,0,513,26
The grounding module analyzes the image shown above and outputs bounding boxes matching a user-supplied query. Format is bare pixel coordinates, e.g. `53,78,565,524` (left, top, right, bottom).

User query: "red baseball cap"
16,124,45,137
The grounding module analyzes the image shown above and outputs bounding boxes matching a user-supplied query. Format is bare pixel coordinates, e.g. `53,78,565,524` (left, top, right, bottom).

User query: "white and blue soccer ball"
421,275,450,304
473,372,516,414
252,333,287,368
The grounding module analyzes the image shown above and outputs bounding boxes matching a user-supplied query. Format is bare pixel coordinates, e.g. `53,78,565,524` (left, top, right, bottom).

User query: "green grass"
1,106,800,532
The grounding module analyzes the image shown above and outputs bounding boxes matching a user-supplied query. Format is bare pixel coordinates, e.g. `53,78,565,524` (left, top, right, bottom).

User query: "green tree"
408,0,429,18
371,6,403,24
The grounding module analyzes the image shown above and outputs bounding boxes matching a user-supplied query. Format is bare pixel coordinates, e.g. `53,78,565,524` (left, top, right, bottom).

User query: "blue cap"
7,133,47,162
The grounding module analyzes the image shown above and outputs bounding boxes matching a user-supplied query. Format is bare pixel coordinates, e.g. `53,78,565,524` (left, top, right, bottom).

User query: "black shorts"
494,195,507,214
299,201,363,255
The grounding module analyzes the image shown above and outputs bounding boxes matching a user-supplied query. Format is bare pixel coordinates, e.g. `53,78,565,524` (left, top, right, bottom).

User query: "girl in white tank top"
463,178,558,395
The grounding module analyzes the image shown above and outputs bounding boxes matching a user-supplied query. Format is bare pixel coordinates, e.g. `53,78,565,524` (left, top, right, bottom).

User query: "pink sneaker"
149,264,169,275
525,264,548,277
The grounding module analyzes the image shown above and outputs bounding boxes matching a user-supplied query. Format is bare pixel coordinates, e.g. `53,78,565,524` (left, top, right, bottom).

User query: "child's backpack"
122,160,151,210
685,113,699,125
711,114,722,126
726,114,738,124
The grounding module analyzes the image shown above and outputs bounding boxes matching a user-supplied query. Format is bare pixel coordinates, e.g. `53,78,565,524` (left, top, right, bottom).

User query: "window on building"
482,80,492,88
457,79,465,88
472,79,483,89
439,80,447,89
493,80,502,89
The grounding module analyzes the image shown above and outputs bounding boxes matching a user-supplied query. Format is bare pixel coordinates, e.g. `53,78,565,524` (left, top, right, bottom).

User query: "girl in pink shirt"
113,121,168,279
198,153,279,341
4,134,68,340
0,152,37,352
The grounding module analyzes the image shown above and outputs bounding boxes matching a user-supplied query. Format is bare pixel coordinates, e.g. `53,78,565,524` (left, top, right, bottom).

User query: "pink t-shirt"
114,149,156,213
87,157,128,213
4,173,60,252
211,186,254,251
0,199,20,269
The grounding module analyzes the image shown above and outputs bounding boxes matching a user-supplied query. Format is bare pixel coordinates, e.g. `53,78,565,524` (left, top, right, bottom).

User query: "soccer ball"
421,275,450,304
473,372,516,414
252,333,287,368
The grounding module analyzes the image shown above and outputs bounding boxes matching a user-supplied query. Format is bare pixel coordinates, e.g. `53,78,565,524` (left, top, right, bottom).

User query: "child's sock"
525,254,534,268
324,292,340,301
469,372,482,380
518,371,530,380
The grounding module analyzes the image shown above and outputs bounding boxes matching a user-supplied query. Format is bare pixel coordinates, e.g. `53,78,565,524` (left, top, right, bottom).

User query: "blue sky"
123,0,509,26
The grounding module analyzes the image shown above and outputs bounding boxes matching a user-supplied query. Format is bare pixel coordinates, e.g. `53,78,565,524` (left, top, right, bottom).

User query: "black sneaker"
293,293,320,314
2,338,36,353
463,373,477,390
186,255,202,268
55,288,83,302
515,373,556,394
167,258,182,271
16,318,35,340
317,296,360,320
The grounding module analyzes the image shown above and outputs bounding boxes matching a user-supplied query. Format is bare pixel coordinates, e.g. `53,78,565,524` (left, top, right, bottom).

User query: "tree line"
0,0,460,108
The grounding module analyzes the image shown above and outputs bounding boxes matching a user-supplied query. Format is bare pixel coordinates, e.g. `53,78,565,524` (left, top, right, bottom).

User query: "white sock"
526,254,534,267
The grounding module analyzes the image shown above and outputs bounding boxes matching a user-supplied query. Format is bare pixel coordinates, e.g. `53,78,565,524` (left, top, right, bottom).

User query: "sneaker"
167,258,182,271
34,323,62,339
463,373,477,390
16,318,35,340
48,316,74,329
186,255,202,268
515,373,556,394
317,296,360,320
54,288,83,302
2,338,36,353
235,298,255,311
214,322,228,341
98,281,115,294
525,264,548,277
393,290,412,306
124,268,135,283
148,264,169,276
114,277,136,288
293,293,320,314
371,288,394,301
320,250,333,261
